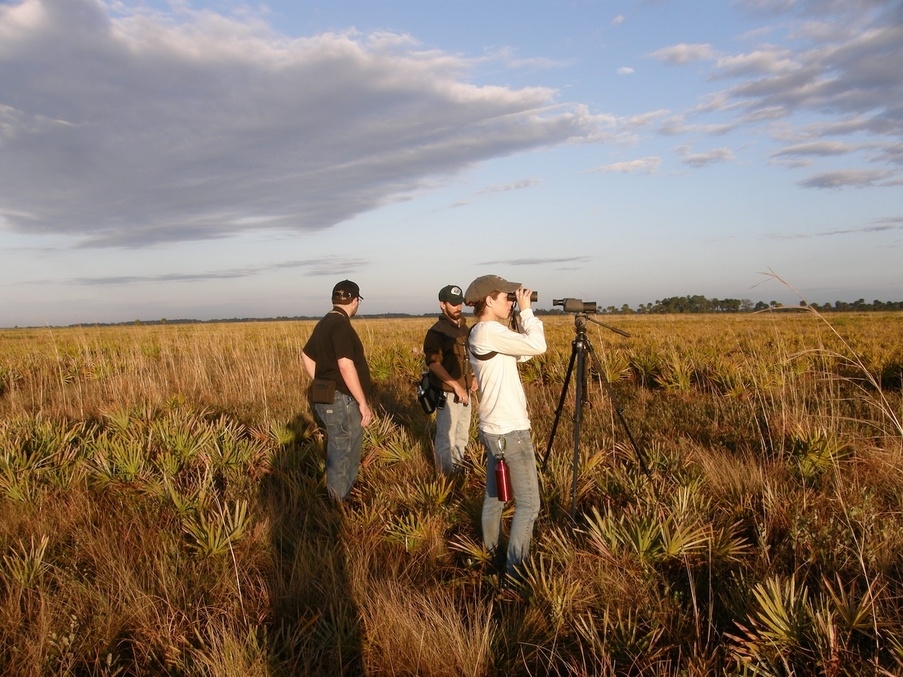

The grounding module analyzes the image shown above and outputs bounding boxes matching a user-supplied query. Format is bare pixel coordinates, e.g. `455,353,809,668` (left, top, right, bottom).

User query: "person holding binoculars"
464,274,546,585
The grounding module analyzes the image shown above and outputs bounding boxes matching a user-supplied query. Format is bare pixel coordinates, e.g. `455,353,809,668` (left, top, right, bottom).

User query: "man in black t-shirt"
302,280,372,500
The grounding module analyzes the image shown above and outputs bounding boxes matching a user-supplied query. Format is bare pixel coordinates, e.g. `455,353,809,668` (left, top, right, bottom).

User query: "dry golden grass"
1,310,902,675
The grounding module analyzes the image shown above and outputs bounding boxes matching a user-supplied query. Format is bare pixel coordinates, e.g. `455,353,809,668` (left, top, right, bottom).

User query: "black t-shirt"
303,308,371,397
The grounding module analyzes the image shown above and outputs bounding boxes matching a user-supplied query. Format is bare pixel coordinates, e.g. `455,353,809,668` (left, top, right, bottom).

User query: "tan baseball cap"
464,274,521,304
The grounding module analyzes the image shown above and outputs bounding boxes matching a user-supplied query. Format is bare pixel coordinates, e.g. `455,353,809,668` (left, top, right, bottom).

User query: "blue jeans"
434,399,471,475
314,392,363,501
481,429,540,578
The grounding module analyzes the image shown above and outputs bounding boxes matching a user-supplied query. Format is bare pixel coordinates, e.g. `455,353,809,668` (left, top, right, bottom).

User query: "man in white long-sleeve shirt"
465,274,546,583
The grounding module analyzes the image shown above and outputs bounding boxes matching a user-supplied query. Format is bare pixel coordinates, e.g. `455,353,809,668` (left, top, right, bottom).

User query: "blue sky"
1,0,901,326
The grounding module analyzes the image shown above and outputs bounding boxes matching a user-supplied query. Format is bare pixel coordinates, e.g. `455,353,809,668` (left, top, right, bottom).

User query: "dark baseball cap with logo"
332,279,362,304
438,284,465,304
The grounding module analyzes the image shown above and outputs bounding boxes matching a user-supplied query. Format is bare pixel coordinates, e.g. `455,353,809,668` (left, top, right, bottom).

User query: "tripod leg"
570,338,587,518
541,338,577,471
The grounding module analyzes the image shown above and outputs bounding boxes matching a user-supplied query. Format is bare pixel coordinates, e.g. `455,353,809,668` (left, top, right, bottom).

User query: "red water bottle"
496,456,512,502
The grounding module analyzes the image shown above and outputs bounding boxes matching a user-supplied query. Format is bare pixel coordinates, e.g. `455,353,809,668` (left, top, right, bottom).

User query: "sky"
1,0,901,326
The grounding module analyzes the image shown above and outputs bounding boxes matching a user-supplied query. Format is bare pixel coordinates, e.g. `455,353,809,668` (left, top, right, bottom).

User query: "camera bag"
416,371,446,414
310,378,336,404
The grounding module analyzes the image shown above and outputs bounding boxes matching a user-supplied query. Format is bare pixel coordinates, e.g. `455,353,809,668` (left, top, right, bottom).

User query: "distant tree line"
586,295,903,315
55,296,902,329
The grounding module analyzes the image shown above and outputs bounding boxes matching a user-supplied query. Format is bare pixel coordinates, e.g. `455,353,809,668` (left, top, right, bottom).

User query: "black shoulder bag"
416,371,446,414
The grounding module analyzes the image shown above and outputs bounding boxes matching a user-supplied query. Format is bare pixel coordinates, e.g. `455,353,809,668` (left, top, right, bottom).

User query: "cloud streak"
57,257,368,286
772,141,857,157
800,169,894,188
675,145,736,168
477,256,592,266
766,218,903,239
478,179,542,194
589,157,662,174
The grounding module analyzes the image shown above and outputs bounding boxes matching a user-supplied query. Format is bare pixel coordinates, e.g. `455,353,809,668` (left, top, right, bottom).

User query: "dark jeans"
314,392,363,500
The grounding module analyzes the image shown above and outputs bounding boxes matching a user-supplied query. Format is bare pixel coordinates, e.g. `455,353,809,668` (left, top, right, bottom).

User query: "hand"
359,402,373,427
516,287,534,312
454,384,469,406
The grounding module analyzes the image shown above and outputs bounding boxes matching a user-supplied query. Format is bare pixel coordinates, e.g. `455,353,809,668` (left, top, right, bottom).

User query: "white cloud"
658,115,690,136
675,145,736,168
658,114,736,136
719,5,903,134
478,179,542,194
714,48,800,77
772,140,856,156
649,43,717,65
665,1,903,188
624,109,672,128
800,168,894,188
0,0,602,247
589,157,662,174
617,66,635,75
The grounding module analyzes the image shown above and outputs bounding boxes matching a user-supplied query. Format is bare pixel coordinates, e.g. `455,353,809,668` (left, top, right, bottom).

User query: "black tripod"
541,313,648,517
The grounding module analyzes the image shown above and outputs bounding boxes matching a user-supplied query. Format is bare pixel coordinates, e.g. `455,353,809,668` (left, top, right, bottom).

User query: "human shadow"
369,379,437,464
260,412,364,675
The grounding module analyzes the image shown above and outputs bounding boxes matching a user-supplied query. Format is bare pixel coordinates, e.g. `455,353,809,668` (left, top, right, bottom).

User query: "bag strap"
467,325,497,361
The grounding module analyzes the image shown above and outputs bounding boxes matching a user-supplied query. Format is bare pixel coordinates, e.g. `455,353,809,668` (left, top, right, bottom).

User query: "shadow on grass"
371,380,438,468
260,413,364,676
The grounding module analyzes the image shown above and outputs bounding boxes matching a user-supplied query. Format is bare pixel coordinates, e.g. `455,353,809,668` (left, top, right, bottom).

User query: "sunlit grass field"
2,311,902,675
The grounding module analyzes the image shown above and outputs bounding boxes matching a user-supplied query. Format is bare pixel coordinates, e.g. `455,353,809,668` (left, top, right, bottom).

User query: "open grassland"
1,311,902,676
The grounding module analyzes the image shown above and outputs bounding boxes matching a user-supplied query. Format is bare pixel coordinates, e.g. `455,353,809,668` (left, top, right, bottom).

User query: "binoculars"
507,291,538,302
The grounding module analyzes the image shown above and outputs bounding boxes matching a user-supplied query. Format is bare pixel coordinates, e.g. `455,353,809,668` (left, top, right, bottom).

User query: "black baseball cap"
332,279,362,304
438,284,465,304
